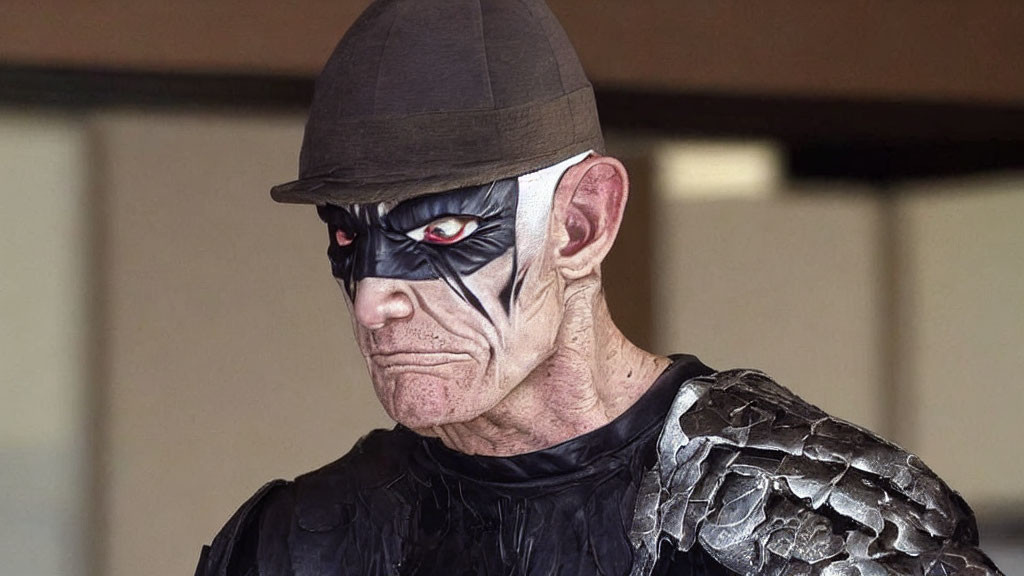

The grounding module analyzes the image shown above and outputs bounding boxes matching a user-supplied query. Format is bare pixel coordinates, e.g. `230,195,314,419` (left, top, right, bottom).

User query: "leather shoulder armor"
288,428,420,576
629,369,1004,576
195,427,421,576
195,479,292,576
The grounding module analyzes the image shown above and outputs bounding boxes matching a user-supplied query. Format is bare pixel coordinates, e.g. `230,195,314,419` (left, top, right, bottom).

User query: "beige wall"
3,110,1021,576
897,176,1024,512
647,169,1024,514
0,112,89,576
3,1,1024,103
92,112,389,576
650,191,886,432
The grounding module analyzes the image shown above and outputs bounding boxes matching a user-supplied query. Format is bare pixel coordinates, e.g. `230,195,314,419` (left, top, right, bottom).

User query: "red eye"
335,229,355,247
411,216,480,245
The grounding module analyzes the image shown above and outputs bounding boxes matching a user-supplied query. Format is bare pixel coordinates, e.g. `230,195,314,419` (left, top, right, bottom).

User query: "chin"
375,369,490,430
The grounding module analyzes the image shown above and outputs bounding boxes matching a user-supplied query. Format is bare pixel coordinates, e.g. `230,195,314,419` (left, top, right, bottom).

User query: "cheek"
345,277,502,426
507,259,563,357
344,256,543,427
469,249,564,386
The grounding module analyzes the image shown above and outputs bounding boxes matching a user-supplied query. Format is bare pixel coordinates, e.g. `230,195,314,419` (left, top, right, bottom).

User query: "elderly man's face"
317,168,571,429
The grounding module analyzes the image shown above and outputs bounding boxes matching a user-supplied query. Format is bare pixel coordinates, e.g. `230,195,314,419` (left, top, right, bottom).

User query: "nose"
352,277,415,329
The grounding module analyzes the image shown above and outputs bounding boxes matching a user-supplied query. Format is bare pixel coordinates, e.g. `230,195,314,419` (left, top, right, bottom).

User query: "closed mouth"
370,352,474,368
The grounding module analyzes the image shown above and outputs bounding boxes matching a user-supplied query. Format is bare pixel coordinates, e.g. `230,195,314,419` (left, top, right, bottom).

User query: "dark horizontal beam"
787,140,1024,182
5,65,1024,140
3,65,1023,181
595,88,1024,144
0,65,313,110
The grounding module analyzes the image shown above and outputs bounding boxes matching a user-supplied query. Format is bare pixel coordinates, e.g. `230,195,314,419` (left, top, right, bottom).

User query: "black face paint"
317,179,519,321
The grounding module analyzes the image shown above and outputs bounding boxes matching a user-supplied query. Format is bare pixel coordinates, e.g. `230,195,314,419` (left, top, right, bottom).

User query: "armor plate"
629,369,1004,576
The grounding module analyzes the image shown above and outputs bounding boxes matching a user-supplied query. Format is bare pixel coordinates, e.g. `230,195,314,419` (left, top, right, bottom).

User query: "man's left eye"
406,216,480,245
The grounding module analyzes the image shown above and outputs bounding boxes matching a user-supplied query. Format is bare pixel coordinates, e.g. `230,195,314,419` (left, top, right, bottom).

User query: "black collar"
416,354,713,487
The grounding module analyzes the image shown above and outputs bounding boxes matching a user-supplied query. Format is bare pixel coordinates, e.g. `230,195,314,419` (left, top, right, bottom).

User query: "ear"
550,156,629,280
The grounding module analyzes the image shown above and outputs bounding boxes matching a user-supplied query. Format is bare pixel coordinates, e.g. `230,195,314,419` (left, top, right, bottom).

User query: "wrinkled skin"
319,177,561,431
351,248,564,433
195,157,1004,576
317,154,669,455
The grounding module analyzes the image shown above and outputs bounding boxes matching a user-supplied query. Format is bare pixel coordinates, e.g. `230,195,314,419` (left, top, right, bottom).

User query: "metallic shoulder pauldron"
629,369,1004,576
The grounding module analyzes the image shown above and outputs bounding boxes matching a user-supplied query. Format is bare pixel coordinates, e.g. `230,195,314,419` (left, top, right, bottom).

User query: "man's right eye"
335,229,356,247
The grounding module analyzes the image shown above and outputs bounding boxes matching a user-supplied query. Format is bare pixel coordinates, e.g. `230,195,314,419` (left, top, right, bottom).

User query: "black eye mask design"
317,179,519,323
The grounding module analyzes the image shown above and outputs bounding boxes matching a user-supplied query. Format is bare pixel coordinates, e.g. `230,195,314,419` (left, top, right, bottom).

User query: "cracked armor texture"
196,362,1004,575
628,369,1004,576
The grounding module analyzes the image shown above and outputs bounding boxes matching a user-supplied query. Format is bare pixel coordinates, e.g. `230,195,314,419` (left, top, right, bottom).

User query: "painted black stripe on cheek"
498,249,517,316
512,264,529,303
429,252,494,326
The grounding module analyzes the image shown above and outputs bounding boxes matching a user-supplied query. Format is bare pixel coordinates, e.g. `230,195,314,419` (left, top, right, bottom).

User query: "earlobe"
553,157,629,279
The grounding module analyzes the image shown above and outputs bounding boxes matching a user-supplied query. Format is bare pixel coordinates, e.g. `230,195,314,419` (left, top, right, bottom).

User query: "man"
197,0,1003,574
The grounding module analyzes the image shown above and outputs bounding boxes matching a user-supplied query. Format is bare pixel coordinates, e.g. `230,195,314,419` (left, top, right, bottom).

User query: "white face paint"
514,151,592,266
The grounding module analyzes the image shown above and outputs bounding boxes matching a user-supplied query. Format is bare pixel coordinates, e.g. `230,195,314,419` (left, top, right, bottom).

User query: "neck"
425,276,671,456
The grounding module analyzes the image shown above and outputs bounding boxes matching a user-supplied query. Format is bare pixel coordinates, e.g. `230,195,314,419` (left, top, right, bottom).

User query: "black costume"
195,356,1002,576
205,0,1003,572
196,355,725,575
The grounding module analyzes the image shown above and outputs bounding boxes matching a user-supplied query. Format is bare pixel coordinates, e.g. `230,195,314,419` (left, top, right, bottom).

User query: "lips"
370,351,474,368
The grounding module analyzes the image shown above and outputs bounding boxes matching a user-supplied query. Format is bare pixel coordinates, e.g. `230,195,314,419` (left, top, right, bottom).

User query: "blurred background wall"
1,2,1022,575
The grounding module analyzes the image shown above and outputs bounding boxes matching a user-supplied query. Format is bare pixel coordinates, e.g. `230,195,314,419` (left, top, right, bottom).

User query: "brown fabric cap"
271,0,604,205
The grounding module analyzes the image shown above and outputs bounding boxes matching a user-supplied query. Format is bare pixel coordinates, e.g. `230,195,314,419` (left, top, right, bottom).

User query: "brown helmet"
270,0,604,206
